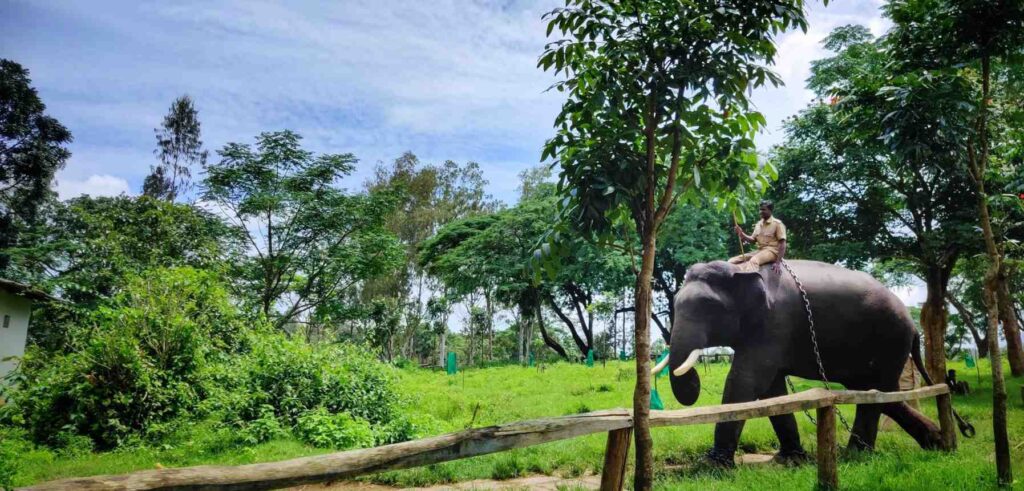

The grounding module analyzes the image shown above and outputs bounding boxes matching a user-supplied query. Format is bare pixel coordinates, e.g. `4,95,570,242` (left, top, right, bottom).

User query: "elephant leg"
708,363,778,466
880,402,942,450
848,404,882,451
761,375,808,464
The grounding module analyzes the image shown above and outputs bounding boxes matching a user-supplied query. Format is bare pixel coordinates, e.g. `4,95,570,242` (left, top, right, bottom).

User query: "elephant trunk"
669,331,707,406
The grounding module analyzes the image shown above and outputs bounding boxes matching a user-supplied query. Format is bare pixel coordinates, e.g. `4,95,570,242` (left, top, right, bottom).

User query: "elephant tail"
911,332,976,438
910,332,935,386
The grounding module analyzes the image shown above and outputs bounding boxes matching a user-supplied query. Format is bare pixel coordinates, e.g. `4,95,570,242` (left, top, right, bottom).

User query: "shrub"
294,408,375,449
211,333,417,445
236,405,287,445
3,267,249,449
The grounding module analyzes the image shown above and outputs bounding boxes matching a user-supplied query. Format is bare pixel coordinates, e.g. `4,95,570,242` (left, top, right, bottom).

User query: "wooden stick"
600,428,632,491
816,405,838,490
23,411,632,491
650,388,835,427
733,211,746,255
936,392,958,451
831,384,949,405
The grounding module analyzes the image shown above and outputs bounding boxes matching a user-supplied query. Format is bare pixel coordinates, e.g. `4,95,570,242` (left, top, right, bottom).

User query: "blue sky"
2,0,889,204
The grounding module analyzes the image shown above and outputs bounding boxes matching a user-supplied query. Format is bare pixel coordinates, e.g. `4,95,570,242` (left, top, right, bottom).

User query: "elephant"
651,259,946,466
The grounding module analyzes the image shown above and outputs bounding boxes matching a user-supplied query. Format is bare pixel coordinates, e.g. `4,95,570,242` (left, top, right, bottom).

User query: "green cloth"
619,350,627,361
965,353,976,368
655,351,669,378
651,386,665,410
446,352,457,375
586,349,594,367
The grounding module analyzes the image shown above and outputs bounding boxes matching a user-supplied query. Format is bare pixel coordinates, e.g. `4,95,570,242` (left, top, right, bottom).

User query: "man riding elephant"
730,200,786,274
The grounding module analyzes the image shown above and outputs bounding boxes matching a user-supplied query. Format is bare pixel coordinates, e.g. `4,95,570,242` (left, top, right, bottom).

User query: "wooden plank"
22,411,632,491
649,388,835,427
599,428,632,491
816,405,838,490
936,392,957,451
830,384,948,405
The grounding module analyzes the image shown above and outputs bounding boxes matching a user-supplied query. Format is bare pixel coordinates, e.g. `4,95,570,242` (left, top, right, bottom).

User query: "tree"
360,153,493,362
12,196,238,350
767,26,978,382
886,0,1024,484
144,95,207,201
539,2,810,486
203,130,403,330
0,59,71,276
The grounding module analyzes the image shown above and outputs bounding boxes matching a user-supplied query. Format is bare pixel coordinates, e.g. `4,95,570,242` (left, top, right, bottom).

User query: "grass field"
6,358,1024,490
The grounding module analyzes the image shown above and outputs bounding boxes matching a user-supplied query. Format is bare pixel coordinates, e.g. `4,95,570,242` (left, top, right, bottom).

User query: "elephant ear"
731,268,773,314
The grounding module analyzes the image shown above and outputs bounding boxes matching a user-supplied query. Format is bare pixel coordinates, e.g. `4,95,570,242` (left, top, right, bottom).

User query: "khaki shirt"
752,217,787,255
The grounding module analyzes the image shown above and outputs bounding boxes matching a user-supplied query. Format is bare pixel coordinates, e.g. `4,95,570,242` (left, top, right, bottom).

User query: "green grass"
6,359,1024,489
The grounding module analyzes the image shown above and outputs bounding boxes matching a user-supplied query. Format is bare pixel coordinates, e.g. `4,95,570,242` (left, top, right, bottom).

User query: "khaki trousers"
728,249,778,272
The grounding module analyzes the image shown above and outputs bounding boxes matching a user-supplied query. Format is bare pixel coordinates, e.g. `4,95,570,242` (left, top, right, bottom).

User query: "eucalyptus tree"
886,0,1024,484
145,95,207,201
538,2,812,486
203,131,403,330
362,153,493,360
0,59,71,277
767,25,978,382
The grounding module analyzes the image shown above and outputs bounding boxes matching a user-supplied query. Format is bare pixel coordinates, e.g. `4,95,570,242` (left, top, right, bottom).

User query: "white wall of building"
0,292,32,380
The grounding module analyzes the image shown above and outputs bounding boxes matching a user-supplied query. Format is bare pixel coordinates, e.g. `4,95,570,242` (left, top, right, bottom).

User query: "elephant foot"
772,448,811,467
700,447,736,469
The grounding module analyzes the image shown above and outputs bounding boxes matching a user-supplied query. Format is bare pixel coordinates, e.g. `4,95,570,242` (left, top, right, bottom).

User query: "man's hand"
733,224,743,236
772,261,782,275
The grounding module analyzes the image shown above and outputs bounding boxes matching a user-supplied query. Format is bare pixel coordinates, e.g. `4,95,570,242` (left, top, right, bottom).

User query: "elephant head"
651,261,770,406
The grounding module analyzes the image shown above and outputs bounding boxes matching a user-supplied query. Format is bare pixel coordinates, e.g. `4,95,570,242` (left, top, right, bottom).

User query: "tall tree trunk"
438,329,447,368
921,264,951,382
997,272,1024,376
536,302,568,360
971,54,1012,487
485,292,494,362
632,230,656,491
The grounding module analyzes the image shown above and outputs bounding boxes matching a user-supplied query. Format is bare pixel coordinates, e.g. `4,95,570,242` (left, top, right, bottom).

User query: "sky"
2,1,929,339
2,0,892,205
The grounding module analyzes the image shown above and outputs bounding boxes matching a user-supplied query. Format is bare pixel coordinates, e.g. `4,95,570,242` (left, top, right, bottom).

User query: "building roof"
0,278,63,303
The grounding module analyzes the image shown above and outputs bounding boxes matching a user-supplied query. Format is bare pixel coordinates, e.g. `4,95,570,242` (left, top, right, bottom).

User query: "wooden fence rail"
21,384,952,491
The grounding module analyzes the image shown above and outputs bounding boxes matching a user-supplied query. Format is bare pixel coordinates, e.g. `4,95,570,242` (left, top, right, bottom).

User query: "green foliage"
235,405,287,446
768,26,977,271
210,333,415,444
203,130,403,329
0,59,71,276
294,408,375,449
539,0,807,246
30,196,238,307
2,268,248,449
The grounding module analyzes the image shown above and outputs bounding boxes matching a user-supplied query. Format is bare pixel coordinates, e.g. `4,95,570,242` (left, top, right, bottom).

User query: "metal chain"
780,260,867,448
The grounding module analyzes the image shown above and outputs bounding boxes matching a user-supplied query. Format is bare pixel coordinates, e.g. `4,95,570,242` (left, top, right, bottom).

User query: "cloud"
56,174,132,199
5,0,888,204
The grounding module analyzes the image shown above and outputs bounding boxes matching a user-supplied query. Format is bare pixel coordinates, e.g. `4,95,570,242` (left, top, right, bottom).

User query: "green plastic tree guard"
446,352,457,375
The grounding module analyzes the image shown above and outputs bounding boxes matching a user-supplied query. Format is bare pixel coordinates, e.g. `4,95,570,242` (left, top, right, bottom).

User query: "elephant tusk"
672,349,702,377
650,355,670,376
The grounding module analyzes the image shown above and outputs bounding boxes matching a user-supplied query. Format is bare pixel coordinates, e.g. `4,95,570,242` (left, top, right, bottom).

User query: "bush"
236,405,287,445
3,268,250,449
211,333,417,446
294,408,375,449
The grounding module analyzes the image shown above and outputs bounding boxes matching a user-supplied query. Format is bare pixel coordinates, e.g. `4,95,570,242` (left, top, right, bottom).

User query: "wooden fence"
21,384,954,491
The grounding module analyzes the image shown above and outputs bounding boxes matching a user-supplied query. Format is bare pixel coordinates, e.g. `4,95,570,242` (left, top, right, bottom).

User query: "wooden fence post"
600,428,632,491
936,392,957,451
816,405,838,490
